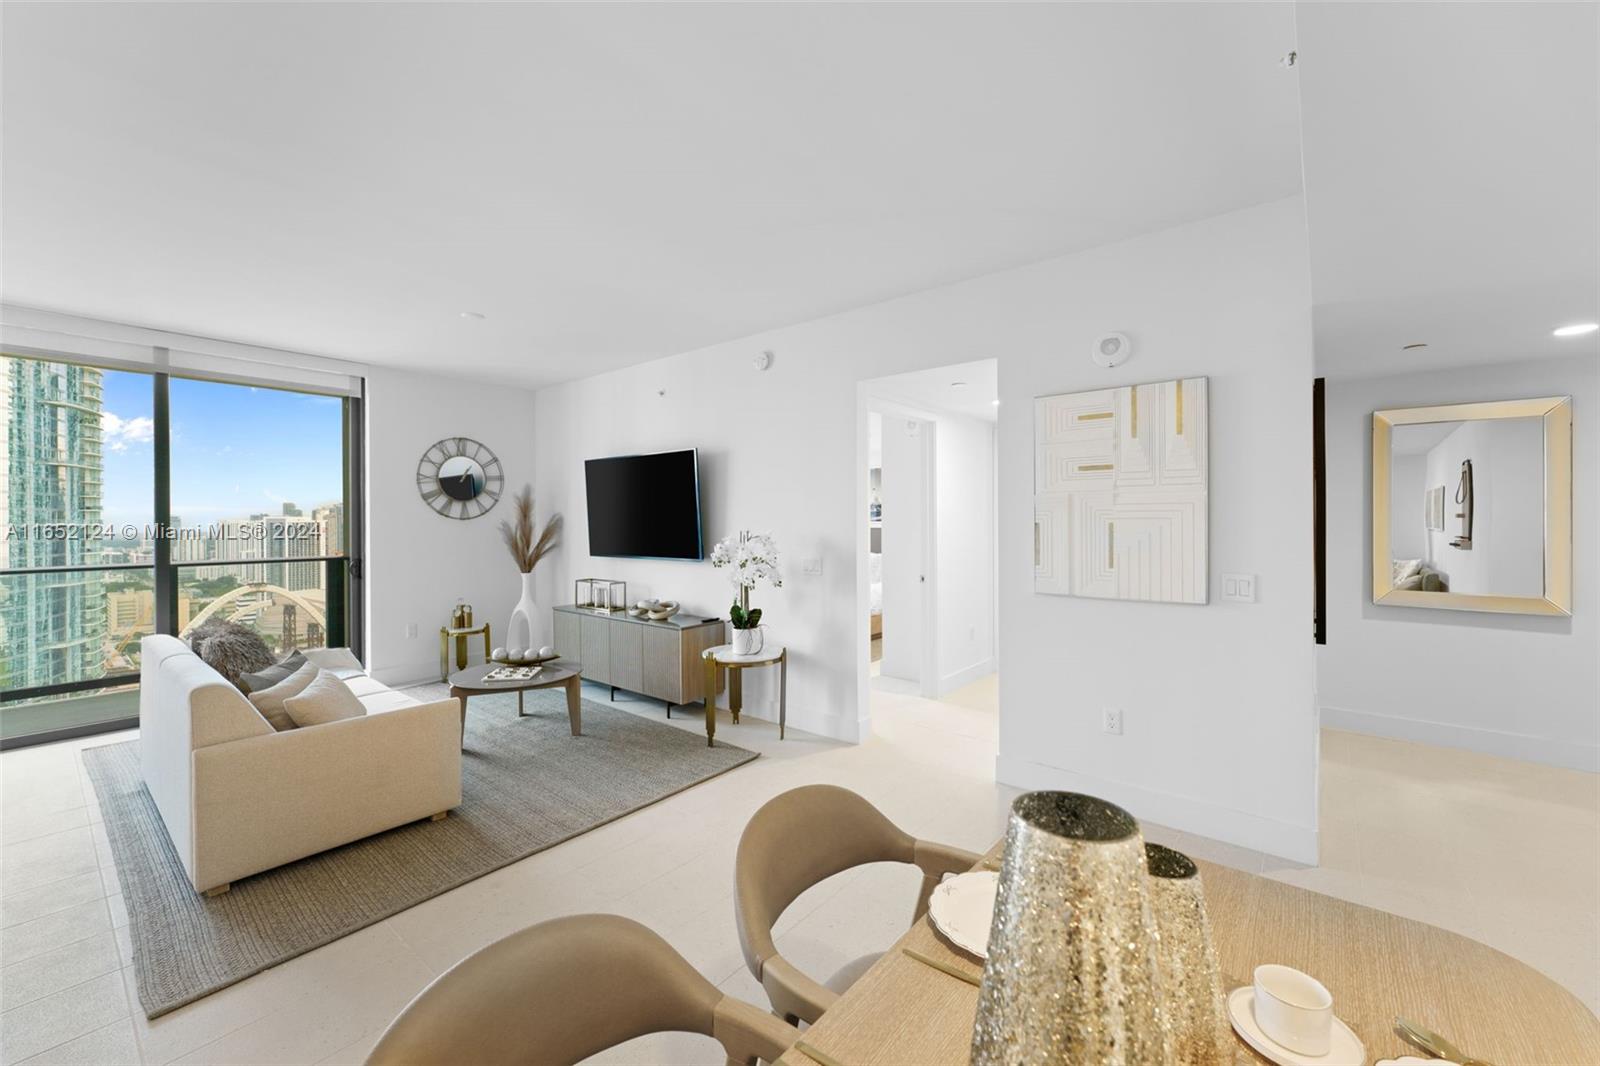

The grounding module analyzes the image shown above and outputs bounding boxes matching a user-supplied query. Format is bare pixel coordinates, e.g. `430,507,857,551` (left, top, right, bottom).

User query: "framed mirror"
1372,397,1571,615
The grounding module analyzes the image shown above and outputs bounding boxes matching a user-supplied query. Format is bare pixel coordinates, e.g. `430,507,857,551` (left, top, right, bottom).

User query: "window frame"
1,351,365,749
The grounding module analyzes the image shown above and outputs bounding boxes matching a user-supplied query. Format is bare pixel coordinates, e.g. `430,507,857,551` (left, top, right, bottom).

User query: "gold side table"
439,623,492,682
702,643,787,747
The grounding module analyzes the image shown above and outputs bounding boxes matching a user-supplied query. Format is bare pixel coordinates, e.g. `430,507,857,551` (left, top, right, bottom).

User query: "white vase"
732,625,765,655
507,571,539,653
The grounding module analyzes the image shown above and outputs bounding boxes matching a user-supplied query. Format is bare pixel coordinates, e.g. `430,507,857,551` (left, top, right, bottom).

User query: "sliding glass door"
1,352,363,748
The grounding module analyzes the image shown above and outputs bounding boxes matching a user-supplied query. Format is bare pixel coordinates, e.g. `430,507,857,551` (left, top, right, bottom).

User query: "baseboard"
370,662,444,689
733,702,851,742
1320,705,1599,773
994,754,1319,865
938,657,996,696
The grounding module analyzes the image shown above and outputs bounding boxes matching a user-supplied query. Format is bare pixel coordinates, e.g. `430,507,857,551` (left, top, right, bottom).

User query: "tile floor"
2,676,1595,1064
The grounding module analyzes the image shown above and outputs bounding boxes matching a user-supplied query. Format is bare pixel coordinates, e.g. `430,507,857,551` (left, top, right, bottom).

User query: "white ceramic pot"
732,626,765,655
507,571,539,652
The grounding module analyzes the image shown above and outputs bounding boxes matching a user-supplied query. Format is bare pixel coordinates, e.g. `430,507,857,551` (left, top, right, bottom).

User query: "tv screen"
585,449,704,560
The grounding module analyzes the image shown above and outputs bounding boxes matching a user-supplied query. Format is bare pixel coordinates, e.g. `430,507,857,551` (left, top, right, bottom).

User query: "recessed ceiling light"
1401,342,1428,350
459,311,486,320
1552,322,1598,337
950,381,968,388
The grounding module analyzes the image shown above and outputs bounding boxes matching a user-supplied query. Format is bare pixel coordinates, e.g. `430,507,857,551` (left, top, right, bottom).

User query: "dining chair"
365,913,800,1066
734,784,981,1026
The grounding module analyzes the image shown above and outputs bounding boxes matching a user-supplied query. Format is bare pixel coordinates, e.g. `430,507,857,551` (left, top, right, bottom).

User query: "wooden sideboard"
552,605,726,713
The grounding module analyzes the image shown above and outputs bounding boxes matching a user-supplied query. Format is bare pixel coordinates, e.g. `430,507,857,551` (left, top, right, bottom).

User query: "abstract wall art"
1034,377,1209,604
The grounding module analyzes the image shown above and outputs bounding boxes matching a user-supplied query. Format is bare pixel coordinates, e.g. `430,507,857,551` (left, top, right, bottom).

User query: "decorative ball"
537,645,556,659
507,647,526,661
492,647,507,661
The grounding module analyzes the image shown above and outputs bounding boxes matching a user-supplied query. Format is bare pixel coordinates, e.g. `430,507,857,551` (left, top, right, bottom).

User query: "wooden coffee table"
448,662,582,748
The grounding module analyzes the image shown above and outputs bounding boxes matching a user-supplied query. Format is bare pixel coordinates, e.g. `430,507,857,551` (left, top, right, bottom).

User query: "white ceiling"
1,3,1303,387
1298,2,1600,380
865,358,999,422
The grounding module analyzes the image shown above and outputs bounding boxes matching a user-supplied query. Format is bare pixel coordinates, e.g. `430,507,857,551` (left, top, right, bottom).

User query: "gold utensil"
1396,1016,1495,1066
794,1039,846,1066
902,947,982,986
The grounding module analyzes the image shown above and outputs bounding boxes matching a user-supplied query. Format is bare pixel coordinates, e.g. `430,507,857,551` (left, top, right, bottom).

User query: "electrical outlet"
801,556,823,576
404,623,418,639
1102,708,1124,735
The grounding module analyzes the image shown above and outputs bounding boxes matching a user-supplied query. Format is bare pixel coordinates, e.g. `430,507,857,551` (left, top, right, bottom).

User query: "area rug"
82,688,757,1018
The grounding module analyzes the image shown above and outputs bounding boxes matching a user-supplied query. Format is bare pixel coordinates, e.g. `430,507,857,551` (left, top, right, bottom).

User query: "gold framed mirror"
1372,396,1571,615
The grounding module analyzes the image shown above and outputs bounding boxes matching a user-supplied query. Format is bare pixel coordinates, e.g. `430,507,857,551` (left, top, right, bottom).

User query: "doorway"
858,360,999,736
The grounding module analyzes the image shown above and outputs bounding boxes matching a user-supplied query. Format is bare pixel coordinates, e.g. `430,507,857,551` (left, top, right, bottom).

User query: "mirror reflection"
1387,418,1544,598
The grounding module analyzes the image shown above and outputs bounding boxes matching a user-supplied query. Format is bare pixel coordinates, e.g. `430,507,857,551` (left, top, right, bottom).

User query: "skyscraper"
2,357,109,693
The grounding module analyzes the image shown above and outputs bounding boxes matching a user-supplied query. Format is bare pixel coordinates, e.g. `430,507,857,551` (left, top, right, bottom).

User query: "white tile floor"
3,676,1595,1064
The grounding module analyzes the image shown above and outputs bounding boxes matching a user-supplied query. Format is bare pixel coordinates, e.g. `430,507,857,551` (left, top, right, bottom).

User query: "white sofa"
139,635,462,894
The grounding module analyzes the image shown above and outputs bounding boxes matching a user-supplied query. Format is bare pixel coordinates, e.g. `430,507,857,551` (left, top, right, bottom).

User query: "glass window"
2,355,360,747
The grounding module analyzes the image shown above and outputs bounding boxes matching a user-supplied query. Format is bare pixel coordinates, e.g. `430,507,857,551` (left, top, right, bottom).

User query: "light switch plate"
1222,573,1256,603
801,556,823,576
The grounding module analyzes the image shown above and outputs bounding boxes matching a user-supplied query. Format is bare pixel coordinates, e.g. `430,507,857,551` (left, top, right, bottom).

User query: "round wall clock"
416,437,504,520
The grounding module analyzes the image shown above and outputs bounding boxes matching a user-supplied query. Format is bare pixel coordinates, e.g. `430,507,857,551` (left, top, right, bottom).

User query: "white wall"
933,412,996,693
1318,354,1597,771
1389,453,1426,560
534,197,1318,860
364,367,539,684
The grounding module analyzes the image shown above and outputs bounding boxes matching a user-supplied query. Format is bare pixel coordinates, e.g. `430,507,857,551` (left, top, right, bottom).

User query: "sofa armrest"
188,698,462,892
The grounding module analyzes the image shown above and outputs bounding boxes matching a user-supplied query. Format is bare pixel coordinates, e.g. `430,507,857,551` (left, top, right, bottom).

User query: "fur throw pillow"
189,620,276,690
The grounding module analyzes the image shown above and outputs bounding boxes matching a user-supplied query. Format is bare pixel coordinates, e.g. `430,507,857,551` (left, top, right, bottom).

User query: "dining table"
777,838,1600,1066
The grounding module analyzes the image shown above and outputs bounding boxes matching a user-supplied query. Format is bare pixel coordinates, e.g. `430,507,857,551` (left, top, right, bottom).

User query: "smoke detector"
1092,332,1133,368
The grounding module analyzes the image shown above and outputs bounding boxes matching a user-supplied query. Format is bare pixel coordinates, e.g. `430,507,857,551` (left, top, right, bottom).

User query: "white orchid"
710,531,783,590
711,531,782,631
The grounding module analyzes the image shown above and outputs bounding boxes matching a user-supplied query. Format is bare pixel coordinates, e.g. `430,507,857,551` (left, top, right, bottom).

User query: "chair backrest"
734,785,920,1018
365,914,797,1066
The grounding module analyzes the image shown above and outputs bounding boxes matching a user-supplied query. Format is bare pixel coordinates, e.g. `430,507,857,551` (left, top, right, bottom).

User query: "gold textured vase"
970,792,1164,1065
1145,844,1231,1065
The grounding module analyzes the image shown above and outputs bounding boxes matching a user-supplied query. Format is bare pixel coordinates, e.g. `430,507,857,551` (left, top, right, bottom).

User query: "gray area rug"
82,688,756,1018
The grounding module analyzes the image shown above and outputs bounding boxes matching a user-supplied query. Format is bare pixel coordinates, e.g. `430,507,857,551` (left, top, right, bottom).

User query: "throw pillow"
282,670,367,729
189,620,275,689
247,660,321,731
299,647,365,678
240,650,308,694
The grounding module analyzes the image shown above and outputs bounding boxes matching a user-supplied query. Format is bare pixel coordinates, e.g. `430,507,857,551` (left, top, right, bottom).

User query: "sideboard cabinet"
552,605,726,713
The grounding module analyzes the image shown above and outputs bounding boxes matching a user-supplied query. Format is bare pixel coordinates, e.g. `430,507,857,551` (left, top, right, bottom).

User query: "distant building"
2,358,108,692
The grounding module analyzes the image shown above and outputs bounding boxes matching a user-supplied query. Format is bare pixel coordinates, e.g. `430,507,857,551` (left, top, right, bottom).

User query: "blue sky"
100,370,344,526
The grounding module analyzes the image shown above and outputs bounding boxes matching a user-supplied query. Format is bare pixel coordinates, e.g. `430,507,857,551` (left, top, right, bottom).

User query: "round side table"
701,644,787,747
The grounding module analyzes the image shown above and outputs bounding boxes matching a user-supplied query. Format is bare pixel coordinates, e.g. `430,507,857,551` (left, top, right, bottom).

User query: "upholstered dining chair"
365,914,800,1066
734,784,982,1026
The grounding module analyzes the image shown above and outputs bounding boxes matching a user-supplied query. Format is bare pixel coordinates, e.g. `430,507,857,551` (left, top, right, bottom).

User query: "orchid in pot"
710,530,782,654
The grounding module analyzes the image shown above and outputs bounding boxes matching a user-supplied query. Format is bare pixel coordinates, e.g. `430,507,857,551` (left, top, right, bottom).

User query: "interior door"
879,414,930,684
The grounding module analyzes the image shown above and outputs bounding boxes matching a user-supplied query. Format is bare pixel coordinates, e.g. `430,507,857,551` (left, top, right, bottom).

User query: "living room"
3,4,1597,1065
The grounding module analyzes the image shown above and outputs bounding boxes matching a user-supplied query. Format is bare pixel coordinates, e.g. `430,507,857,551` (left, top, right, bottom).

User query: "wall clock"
416,437,504,520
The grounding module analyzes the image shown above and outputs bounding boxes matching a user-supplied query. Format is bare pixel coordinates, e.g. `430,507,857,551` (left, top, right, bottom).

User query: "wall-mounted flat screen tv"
585,449,704,560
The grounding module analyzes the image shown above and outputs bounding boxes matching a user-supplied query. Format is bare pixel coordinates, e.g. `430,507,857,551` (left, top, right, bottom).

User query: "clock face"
417,438,503,519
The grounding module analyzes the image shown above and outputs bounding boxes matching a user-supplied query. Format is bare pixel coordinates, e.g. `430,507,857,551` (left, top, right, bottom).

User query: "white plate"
927,870,998,958
1228,987,1366,1066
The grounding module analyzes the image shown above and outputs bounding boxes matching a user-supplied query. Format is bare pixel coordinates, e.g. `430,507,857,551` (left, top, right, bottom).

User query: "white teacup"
1253,964,1334,1055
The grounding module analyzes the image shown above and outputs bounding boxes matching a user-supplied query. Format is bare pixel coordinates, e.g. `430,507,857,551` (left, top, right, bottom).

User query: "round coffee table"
448,661,582,748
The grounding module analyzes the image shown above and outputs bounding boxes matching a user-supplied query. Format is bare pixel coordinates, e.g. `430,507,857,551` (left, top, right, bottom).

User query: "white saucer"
1227,986,1366,1066
926,870,998,958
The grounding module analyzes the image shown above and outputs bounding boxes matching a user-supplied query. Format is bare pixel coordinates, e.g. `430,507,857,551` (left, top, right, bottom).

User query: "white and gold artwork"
1033,377,1208,604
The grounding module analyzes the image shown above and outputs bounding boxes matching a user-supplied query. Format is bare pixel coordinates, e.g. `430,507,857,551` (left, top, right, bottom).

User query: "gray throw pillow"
282,670,367,729
240,650,308,694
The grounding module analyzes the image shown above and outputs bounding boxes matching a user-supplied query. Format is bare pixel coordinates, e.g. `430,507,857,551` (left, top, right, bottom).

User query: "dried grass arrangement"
498,485,562,574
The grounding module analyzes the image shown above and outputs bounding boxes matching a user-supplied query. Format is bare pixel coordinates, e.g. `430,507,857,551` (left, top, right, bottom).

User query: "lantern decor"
970,792,1165,1065
1145,843,1231,1065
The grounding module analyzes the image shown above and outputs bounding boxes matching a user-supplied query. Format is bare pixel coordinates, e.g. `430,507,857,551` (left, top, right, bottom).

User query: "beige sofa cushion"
284,670,368,728
247,660,321,731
